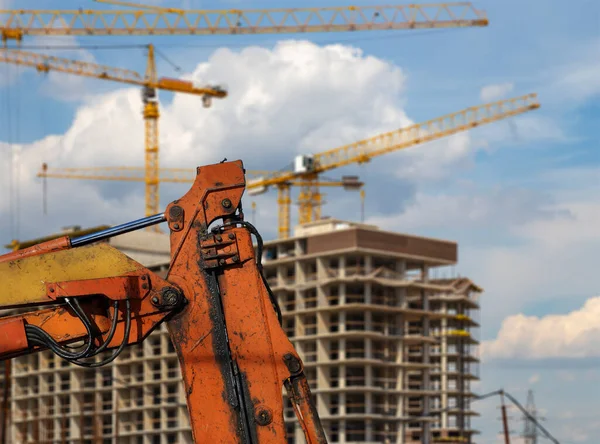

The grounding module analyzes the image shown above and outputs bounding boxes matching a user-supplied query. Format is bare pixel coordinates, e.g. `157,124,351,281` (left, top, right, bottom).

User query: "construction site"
0,1,568,444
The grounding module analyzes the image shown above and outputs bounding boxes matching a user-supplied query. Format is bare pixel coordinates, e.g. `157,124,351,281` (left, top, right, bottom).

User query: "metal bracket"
199,232,240,269
168,203,184,232
46,274,151,300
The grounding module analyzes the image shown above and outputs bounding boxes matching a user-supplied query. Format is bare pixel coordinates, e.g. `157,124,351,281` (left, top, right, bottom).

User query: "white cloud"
34,36,99,102
557,371,576,382
480,82,514,102
528,373,540,384
0,40,419,242
0,36,98,97
366,187,565,232
551,37,600,103
2,40,546,246
365,168,600,333
388,132,474,183
482,296,600,359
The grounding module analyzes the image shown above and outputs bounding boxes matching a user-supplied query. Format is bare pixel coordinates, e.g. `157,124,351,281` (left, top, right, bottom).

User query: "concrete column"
295,260,305,285
295,423,304,443
316,256,327,280
365,282,372,304
277,264,284,287
396,315,405,444
441,300,448,430
339,418,346,444
365,254,373,274
340,282,347,305
421,263,431,444
339,255,346,278
366,418,374,442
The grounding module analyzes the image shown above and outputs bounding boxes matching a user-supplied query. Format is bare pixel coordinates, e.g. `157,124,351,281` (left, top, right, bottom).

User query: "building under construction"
1,219,481,443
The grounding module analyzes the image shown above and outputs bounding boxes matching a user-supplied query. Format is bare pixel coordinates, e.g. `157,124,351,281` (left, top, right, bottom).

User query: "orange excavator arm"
0,160,326,444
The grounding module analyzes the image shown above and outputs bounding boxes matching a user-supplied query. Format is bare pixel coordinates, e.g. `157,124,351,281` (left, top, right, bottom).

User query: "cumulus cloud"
0,36,98,95
28,40,411,171
366,187,567,233
365,166,600,334
1,40,504,245
0,40,414,243
551,37,600,103
528,373,540,384
480,82,514,102
482,296,600,360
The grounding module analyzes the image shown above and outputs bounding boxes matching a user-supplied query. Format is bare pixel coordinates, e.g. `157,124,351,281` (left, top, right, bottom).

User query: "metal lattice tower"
522,390,538,444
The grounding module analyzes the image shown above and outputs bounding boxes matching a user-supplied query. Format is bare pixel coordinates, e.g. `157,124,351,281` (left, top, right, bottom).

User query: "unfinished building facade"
2,219,481,443
262,219,482,444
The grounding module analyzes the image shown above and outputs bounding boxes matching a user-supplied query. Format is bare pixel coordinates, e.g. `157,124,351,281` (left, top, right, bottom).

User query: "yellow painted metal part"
0,243,144,308
0,4,489,39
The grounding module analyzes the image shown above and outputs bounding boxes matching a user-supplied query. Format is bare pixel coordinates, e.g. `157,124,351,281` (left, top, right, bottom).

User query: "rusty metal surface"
0,245,174,360
0,243,156,308
0,159,327,443
0,318,27,356
165,160,327,442
199,232,241,269
46,274,151,301
0,236,70,264
165,161,249,443
286,375,328,444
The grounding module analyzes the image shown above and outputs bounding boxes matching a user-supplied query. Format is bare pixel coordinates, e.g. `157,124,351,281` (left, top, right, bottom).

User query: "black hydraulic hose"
86,301,120,357
25,298,95,360
69,299,132,368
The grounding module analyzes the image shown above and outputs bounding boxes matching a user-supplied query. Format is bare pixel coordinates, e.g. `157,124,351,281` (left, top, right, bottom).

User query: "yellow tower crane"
0,46,226,231
39,94,540,238
0,1,490,230
0,3,488,43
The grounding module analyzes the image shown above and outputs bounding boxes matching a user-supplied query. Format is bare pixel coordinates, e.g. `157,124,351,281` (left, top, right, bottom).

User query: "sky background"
0,0,599,442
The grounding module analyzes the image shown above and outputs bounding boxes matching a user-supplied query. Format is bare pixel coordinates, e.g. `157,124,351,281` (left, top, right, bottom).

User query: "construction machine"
0,160,327,443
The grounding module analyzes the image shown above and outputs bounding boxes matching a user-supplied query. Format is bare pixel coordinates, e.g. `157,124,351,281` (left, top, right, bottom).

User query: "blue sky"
1,0,599,442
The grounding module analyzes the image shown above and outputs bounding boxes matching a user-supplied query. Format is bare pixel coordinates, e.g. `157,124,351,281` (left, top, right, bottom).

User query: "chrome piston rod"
71,213,166,247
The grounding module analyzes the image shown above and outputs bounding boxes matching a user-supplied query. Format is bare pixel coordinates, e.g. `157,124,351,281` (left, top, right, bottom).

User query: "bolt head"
255,407,273,426
142,283,149,290
221,198,232,209
283,353,301,373
173,223,180,230
216,235,222,242
151,296,159,304
228,233,235,240
169,205,183,218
